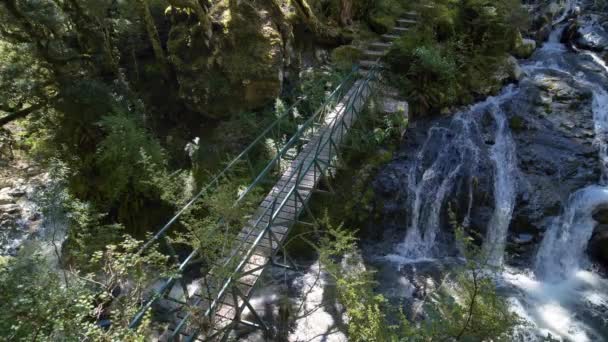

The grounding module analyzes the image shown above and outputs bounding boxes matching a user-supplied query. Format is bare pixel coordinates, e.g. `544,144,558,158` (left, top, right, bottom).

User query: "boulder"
168,3,288,119
506,55,524,82
381,98,409,117
513,36,537,59
576,15,608,52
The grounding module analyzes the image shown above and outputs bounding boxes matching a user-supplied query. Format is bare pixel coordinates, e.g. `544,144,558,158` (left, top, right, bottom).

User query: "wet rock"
513,32,537,59
513,233,535,245
506,56,524,82
0,204,20,214
0,188,13,205
593,205,608,224
588,224,608,266
576,14,608,52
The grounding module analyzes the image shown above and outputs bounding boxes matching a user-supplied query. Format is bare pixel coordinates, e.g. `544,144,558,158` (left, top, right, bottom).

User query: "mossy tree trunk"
136,0,170,79
292,0,351,45
167,0,213,42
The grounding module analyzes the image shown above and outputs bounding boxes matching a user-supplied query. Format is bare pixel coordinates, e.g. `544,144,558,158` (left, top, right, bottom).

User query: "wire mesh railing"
128,68,363,330
176,65,383,340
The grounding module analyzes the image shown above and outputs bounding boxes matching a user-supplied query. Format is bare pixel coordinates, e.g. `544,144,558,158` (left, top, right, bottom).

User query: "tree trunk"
340,0,353,26
291,0,351,45
136,0,170,79
167,0,213,42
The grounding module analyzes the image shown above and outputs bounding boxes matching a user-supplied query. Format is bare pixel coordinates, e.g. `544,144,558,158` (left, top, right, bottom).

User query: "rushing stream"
369,3,608,341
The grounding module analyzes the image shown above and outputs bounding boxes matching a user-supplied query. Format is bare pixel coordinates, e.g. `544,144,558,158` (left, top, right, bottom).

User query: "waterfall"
482,105,519,266
388,121,476,261
535,186,608,280
387,88,521,263
533,55,608,281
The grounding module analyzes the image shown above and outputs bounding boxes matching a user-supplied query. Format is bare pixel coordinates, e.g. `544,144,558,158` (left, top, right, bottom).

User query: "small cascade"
534,50,608,281
590,84,608,184
387,88,521,263
535,186,608,280
482,105,519,266
389,121,476,261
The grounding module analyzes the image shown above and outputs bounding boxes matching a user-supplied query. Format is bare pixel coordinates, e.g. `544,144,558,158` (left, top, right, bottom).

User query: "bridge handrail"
129,68,361,329
180,65,382,340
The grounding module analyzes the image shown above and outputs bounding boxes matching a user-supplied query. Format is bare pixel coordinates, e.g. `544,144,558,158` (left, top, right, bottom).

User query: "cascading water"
386,106,481,262
374,1,608,340
502,9,608,340
386,87,519,264
482,104,519,266
535,186,608,280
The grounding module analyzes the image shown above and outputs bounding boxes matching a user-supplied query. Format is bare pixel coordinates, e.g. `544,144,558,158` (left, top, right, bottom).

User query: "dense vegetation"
386,0,529,115
0,0,528,340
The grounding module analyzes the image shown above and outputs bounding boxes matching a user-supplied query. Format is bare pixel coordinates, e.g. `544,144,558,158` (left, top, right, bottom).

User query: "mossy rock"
331,45,362,70
512,31,536,59
509,115,525,131
368,12,395,34
168,3,286,119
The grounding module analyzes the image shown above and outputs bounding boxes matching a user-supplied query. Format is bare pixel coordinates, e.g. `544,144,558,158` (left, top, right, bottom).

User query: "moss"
509,115,525,131
368,13,394,34
331,45,363,70
168,2,285,119
367,0,407,34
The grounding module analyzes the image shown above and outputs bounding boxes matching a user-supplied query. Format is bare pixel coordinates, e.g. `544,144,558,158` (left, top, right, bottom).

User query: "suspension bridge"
128,12,416,341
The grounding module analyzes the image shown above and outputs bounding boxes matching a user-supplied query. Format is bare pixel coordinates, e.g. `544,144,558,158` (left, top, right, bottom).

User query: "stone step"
381,34,400,42
359,60,383,69
363,49,385,58
368,41,392,51
392,27,410,35
404,11,418,18
396,19,417,27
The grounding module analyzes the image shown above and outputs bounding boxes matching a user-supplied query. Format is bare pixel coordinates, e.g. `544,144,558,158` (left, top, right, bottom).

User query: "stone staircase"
359,11,418,75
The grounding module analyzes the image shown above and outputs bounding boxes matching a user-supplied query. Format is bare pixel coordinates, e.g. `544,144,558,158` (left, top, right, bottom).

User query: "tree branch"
0,102,46,126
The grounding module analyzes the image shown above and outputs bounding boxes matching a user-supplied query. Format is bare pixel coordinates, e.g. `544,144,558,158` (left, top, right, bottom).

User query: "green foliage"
0,237,168,341
331,45,363,70
316,223,406,341
95,113,166,204
314,217,520,341
366,0,408,34
298,67,350,117
387,0,528,116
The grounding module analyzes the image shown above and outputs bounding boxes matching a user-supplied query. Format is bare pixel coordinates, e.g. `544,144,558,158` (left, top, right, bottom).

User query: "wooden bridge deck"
163,14,415,341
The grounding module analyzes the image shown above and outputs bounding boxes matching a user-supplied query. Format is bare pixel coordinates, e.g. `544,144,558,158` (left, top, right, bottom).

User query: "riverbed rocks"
575,14,608,52
0,164,47,255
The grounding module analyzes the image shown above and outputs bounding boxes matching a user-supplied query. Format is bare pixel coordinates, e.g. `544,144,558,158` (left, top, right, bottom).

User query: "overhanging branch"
0,102,46,126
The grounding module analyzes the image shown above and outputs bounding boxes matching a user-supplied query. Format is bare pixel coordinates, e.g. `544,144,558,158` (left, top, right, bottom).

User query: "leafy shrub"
387,0,527,116
387,37,458,115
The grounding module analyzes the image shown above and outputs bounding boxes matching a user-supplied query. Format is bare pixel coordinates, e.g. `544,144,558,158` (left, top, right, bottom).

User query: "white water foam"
503,267,608,341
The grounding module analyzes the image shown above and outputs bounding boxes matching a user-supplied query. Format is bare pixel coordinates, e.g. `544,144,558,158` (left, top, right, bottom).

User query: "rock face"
168,3,291,119
590,207,608,267
371,43,608,265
